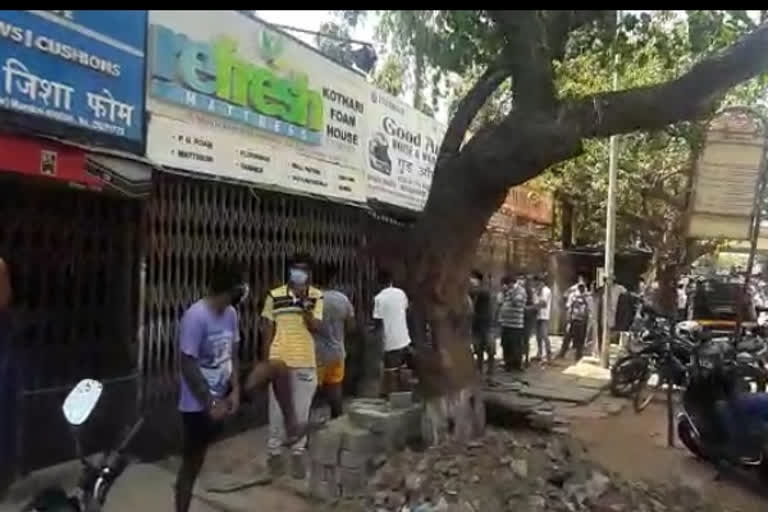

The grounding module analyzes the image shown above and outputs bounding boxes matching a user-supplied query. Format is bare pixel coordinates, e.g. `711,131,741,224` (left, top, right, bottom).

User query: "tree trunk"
560,197,574,249
400,157,509,443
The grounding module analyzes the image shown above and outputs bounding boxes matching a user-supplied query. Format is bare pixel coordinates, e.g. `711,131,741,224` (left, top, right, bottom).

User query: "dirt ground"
569,399,766,512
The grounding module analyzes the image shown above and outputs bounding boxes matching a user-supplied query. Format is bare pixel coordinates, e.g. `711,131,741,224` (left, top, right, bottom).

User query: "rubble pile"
328,428,728,512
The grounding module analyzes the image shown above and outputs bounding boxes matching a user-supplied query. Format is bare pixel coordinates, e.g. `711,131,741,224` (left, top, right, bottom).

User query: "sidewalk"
1,427,312,512
1,461,219,512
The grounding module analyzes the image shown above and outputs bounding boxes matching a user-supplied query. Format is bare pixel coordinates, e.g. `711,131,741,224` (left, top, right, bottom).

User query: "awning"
0,134,153,198
86,153,152,198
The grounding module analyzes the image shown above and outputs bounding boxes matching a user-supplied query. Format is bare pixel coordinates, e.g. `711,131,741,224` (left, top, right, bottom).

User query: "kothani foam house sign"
0,10,147,151
146,10,367,203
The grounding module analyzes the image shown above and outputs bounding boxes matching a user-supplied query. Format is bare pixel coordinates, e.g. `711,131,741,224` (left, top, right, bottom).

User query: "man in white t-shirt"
373,269,412,395
532,274,552,363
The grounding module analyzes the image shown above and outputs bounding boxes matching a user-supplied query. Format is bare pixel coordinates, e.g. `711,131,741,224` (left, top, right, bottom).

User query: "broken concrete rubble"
324,428,732,512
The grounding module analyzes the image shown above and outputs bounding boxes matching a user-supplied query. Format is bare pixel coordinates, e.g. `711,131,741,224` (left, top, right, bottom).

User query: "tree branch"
437,58,512,163
564,22,768,138
489,10,557,112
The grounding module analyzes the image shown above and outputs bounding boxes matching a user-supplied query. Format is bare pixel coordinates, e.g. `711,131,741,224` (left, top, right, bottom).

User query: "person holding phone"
261,253,324,480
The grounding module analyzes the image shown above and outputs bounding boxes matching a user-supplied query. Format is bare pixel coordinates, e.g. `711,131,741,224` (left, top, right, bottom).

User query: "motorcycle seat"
736,337,765,353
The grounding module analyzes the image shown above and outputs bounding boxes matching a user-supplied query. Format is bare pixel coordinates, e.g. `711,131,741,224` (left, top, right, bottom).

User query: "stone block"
340,449,371,469
339,467,366,496
389,391,413,409
309,462,340,501
348,401,392,432
528,410,555,431
341,424,380,454
309,427,343,465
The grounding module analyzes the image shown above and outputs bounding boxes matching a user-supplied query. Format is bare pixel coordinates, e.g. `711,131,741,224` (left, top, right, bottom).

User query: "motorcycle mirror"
62,379,103,426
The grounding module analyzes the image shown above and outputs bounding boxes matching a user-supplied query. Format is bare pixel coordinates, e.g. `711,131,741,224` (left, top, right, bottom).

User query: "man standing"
559,283,590,360
497,274,527,372
314,264,355,419
533,275,553,363
522,276,538,368
373,269,412,395
176,261,244,512
261,253,324,479
560,275,586,360
469,270,494,376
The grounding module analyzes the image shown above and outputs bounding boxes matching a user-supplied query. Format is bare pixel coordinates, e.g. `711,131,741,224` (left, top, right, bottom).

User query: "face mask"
470,278,480,287
289,268,309,286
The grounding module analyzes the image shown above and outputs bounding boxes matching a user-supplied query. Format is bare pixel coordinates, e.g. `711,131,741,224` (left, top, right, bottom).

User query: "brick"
309,463,340,502
340,448,371,469
348,407,391,432
389,391,413,409
309,427,343,465
341,426,380,454
340,467,366,496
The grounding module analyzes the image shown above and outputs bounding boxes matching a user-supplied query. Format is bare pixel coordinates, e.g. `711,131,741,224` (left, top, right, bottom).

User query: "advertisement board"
364,89,445,211
687,109,767,240
0,11,147,152
146,10,367,203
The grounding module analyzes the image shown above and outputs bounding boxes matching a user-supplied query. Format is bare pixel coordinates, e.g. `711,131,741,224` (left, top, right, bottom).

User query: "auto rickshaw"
686,275,761,335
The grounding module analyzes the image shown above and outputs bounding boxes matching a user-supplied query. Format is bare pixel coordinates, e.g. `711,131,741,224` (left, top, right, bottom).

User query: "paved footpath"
3,335,625,511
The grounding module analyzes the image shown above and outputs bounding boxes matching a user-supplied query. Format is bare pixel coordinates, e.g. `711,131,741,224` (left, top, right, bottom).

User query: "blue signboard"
0,11,147,149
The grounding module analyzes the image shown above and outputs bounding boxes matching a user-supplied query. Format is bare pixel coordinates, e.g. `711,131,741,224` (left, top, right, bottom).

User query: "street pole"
601,10,621,368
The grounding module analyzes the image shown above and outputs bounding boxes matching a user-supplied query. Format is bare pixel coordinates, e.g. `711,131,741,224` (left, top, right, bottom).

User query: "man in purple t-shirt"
175,261,244,512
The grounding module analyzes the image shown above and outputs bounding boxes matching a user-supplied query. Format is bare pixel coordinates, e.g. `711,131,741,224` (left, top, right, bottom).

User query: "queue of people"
468,270,643,376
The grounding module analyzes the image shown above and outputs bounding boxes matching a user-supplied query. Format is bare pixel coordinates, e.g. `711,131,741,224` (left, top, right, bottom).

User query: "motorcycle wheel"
734,365,767,393
633,369,661,413
677,418,707,460
610,355,646,398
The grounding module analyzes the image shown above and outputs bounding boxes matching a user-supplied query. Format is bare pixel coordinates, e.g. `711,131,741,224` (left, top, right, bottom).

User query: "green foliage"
315,21,357,69
347,10,768,253
372,55,406,97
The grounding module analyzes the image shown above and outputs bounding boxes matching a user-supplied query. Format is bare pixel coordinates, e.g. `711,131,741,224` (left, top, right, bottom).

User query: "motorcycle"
22,379,144,511
677,341,768,476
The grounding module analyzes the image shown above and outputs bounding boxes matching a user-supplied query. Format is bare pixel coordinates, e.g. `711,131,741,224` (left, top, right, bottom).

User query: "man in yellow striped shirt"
261,253,323,480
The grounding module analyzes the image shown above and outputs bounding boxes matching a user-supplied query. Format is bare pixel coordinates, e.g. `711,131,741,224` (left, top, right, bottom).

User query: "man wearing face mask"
261,253,324,480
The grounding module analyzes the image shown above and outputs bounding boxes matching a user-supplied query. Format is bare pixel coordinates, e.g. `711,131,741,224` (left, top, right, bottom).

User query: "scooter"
677,343,768,477
22,379,144,511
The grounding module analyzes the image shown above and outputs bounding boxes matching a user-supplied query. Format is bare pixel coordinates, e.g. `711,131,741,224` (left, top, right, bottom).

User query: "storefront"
0,10,152,474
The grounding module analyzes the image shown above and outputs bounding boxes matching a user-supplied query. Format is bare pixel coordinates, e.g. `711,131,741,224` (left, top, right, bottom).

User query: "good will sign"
364,89,445,211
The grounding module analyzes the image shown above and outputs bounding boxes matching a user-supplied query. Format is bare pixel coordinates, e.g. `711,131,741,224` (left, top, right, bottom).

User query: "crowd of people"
468,270,648,379
469,271,556,375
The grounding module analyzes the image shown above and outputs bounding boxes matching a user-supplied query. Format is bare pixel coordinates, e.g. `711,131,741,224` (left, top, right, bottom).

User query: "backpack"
570,294,588,321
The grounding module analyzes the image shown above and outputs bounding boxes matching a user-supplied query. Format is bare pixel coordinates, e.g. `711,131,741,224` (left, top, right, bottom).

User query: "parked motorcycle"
677,340,768,476
22,379,144,511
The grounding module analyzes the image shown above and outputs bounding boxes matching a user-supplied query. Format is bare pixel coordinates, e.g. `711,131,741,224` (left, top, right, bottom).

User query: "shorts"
317,359,345,386
384,346,411,370
181,411,222,458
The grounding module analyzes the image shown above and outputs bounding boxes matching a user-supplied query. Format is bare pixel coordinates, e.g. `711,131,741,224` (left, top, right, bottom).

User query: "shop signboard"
146,10,367,203
0,10,147,153
687,109,767,240
363,89,445,211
